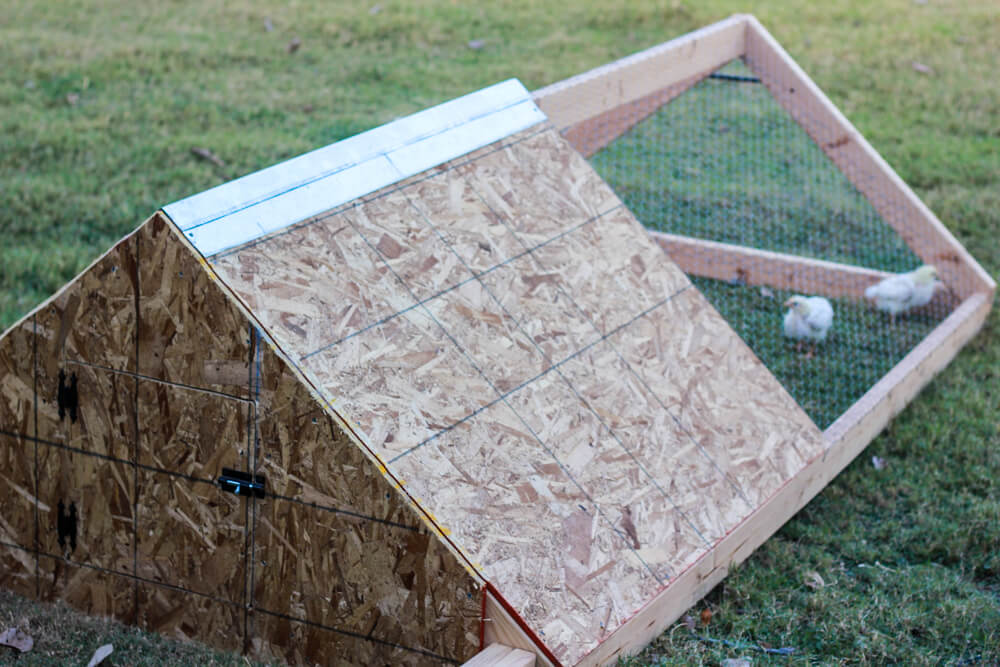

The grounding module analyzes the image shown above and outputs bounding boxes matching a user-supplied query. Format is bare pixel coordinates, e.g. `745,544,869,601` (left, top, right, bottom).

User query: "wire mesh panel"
580,58,957,430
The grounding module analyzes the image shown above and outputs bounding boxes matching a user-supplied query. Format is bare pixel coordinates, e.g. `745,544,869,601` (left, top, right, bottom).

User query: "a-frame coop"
0,15,993,666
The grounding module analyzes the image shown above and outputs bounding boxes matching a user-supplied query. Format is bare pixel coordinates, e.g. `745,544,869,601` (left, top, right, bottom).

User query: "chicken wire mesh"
574,58,957,430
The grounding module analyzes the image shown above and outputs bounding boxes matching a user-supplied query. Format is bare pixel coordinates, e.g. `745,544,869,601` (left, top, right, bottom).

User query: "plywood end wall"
0,212,484,665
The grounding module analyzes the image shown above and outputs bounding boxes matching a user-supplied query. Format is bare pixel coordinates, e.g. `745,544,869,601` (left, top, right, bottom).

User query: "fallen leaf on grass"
805,571,825,589
287,37,302,54
191,147,226,167
700,608,712,626
721,659,751,667
0,627,33,653
911,61,933,74
86,644,113,667
871,455,887,470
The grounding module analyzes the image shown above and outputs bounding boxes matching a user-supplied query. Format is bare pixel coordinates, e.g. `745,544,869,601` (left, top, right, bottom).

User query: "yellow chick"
864,265,941,320
783,295,834,358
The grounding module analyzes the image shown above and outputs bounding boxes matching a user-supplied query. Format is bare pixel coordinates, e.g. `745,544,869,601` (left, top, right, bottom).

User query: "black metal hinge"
57,369,79,423
217,468,266,498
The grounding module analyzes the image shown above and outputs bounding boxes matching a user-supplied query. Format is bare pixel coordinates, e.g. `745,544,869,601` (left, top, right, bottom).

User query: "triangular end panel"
0,213,485,664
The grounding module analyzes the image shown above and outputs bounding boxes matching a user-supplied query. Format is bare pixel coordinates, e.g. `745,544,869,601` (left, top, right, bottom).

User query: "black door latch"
217,468,266,498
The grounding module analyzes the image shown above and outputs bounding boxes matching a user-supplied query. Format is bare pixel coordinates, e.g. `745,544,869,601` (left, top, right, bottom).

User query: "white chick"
783,295,834,358
864,265,941,320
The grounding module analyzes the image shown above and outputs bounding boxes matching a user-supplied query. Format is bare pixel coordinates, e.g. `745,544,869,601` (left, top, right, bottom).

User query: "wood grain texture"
0,433,36,599
207,124,830,664
612,287,824,508
34,358,135,461
0,318,35,438
253,341,484,664
575,293,993,667
390,399,657,665
38,554,135,623
0,320,37,599
138,582,244,654
136,380,249,473
520,206,691,336
36,443,133,575
136,469,246,601
464,130,623,247
210,211,413,358
139,213,251,395
302,305,499,463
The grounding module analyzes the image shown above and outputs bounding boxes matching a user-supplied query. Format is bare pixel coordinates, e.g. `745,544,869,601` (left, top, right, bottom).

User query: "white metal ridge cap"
163,78,538,233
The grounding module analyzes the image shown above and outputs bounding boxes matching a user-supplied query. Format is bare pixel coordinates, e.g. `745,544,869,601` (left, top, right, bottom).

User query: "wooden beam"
576,291,992,666
483,591,557,667
533,14,748,132
742,16,996,302
463,644,537,667
560,71,705,158
651,230,895,299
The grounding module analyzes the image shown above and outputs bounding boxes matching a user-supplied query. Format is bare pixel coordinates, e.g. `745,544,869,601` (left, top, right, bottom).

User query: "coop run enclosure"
0,14,993,667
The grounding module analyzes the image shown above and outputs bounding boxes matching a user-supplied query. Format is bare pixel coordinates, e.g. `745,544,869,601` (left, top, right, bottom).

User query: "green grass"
2,0,998,664
0,589,254,666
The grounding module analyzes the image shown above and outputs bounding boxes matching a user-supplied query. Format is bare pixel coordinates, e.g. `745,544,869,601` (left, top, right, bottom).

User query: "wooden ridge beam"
533,14,748,132
559,71,705,158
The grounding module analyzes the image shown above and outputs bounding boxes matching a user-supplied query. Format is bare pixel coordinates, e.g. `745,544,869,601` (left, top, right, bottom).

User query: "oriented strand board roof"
202,120,825,662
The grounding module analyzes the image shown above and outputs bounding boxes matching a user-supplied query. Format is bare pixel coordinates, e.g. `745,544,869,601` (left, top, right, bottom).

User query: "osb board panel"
403,171,525,275
136,469,246,602
34,235,137,374
462,129,623,246
343,188,477,303
422,278,551,395
301,306,498,463
558,339,754,546
136,380,250,473
34,359,135,461
35,443,133,574
500,369,704,584
390,400,657,665
0,433,35,600
0,433,35,552
210,214,413,360
249,610,454,666
611,288,825,507
506,206,691,337
0,317,35,437
253,499,478,663
206,121,823,662
38,554,135,623
253,341,483,663
138,582,243,654
0,542,35,600
138,214,251,395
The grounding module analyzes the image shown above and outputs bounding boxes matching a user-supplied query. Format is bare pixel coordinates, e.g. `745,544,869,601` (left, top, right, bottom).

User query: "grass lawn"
2,0,998,664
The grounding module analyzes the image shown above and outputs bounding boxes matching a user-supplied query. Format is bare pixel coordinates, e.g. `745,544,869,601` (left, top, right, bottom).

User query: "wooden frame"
508,13,995,666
